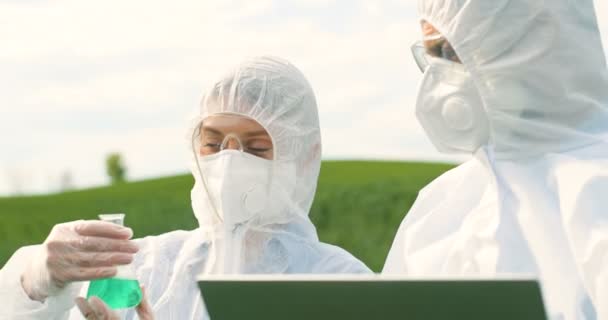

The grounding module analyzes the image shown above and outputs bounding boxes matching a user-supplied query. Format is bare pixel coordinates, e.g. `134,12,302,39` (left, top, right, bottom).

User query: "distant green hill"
0,161,454,272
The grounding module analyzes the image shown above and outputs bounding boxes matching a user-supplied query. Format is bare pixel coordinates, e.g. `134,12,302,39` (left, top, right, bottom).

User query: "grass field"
0,161,453,272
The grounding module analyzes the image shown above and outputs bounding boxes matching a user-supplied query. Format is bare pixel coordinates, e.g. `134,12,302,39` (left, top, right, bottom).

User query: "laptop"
198,275,548,320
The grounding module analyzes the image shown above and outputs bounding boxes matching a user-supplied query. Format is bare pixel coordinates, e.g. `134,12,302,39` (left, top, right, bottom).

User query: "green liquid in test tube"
86,213,142,309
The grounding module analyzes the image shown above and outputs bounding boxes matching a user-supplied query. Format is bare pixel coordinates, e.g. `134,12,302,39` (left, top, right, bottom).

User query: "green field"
0,161,453,272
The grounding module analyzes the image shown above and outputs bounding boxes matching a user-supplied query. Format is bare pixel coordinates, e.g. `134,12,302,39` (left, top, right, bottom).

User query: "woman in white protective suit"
383,0,608,319
0,56,371,320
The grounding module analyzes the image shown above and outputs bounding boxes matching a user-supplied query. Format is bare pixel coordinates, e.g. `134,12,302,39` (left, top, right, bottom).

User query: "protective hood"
419,0,608,159
384,1,608,319
191,56,321,231
189,56,324,274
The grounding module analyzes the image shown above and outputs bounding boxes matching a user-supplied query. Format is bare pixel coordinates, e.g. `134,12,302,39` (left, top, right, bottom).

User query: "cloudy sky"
1,0,607,195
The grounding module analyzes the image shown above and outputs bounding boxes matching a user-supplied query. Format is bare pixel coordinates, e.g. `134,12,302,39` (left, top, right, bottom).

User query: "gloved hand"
20,220,139,301
75,286,154,320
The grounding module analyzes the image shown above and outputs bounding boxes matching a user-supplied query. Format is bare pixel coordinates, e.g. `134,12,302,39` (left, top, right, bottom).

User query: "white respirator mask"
190,131,295,229
415,56,490,154
193,149,271,226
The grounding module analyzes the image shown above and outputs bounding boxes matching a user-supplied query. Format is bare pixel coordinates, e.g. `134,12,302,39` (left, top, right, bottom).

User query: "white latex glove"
20,220,139,301
75,286,154,320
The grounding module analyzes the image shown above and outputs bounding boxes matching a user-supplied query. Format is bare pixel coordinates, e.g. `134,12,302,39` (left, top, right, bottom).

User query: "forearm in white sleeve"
0,245,82,320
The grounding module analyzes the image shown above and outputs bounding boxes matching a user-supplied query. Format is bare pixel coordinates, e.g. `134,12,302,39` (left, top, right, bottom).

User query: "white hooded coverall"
384,1,608,319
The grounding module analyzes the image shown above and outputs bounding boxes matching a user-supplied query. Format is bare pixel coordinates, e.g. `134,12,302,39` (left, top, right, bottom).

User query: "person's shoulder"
401,158,487,227
421,158,482,191
310,242,372,274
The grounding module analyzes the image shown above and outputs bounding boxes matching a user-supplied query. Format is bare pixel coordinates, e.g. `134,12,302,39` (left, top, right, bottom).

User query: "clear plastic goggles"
411,34,461,72
191,120,274,160
411,40,430,73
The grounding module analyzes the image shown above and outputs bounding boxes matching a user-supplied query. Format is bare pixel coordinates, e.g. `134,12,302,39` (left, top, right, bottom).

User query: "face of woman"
198,114,274,160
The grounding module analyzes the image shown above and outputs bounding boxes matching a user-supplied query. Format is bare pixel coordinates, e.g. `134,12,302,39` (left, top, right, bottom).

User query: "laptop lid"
198,275,547,320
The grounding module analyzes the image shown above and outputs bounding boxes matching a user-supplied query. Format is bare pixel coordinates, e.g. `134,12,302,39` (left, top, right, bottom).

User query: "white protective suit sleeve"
384,1,608,319
0,245,82,320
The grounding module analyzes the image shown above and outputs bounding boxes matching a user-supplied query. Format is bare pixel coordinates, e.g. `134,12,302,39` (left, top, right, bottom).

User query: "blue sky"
1,0,607,195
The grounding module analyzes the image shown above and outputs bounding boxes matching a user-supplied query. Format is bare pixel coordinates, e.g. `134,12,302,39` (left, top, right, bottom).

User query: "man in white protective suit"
0,56,371,320
383,1,608,319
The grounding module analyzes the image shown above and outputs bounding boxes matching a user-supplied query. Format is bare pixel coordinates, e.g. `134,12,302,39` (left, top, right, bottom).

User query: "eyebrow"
243,130,270,138
201,127,223,136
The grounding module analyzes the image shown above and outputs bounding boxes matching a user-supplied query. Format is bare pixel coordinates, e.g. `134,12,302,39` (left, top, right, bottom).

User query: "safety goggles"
411,34,461,72
192,122,274,160
411,41,430,73
203,132,245,151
